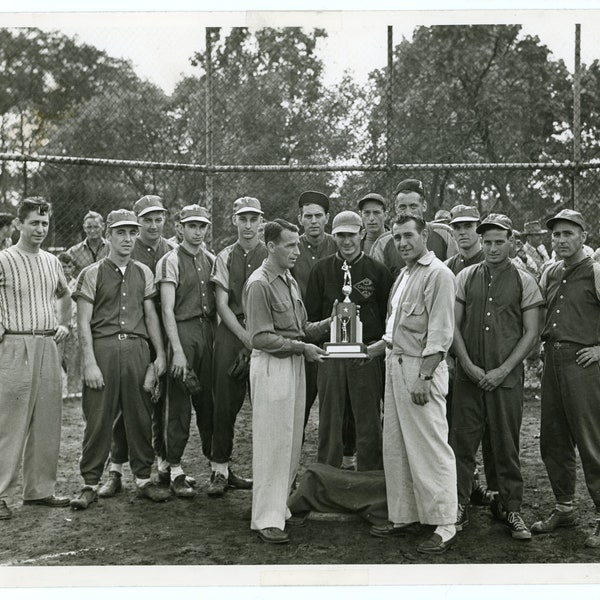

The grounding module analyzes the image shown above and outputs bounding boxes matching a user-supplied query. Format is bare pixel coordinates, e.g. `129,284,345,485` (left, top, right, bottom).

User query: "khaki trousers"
0,335,62,501
383,352,457,525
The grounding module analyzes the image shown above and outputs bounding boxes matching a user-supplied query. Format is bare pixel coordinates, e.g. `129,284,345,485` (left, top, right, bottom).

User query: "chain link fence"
0,24,598,255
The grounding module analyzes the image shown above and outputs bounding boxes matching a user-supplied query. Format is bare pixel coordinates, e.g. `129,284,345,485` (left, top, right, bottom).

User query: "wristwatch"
418,373,433,381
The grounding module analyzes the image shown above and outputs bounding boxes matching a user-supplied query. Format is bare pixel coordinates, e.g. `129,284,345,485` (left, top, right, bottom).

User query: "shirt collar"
261,259,292,284
416,250,435,266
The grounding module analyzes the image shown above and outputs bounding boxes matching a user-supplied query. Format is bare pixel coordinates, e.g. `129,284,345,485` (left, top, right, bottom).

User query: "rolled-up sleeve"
244,278,305,357
422,267,456,357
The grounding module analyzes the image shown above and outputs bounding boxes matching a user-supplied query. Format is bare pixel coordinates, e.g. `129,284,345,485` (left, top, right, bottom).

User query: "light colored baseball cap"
179,205,211,224
331,210,363,234
106,209,140,228
546,209,586,231
133,195,167,217
450,204,480,224
476,213,513,234
233,196,263,215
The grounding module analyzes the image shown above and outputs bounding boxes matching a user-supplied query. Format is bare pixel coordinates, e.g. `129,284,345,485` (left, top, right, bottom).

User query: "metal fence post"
205,27,215,242
573,23,581,211
386,25,394,205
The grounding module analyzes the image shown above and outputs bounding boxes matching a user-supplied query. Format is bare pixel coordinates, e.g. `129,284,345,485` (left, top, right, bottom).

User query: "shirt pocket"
272,301,295,331
400,301,426,333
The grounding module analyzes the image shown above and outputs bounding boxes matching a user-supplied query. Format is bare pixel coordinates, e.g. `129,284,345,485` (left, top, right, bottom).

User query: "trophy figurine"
324,261,368,358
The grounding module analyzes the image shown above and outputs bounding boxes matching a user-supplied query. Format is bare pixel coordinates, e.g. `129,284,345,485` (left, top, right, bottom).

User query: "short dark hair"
393,213,426,233
264,218,299,245
17,197,51,222
57,252,74,264
0,212,14,228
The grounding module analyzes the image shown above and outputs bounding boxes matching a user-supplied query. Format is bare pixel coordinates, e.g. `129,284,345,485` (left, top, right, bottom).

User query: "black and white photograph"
1,1,600,596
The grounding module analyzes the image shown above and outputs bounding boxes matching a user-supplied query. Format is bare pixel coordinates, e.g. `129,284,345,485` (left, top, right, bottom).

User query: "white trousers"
383,352,457,525
250,350,305,531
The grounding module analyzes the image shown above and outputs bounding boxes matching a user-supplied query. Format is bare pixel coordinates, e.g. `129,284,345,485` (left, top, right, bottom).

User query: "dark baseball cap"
546,209,587,231
298,191,329,212
358,193,386,211
476,213,513,234
394,179,425,196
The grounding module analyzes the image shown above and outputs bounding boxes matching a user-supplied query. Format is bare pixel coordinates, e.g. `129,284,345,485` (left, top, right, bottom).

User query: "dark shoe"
70,487,98,510
417,532,457,554
98,471,122,498
23,494,70,507
0,500,12,520
369,522,418,538
585,519,600,548
470,480,494,506
170,474,197,499
456,504,469,532
286,512,309,528
157,469,170,485
531,509,576,534
506,511,532,540
490,493,507,522
136,483,171,503
228,470,252,490
258,527,290,544
207,472,228,497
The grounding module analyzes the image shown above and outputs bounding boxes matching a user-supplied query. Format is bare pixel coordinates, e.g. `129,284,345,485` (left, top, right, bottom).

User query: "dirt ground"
0,389,599,568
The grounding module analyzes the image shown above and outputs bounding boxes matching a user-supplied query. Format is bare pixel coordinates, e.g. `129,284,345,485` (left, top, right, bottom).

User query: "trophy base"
324,342,368,359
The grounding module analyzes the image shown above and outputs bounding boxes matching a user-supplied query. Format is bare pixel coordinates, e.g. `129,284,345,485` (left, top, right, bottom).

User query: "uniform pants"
302,361,319,428
450,369,524,512
79,337,153,484
250,350,305,531
165,319,214,464
0,336,62,501
109,349,167,464
540,343,600,508
211,321,249,464
317,357,383,471
383,353,457,525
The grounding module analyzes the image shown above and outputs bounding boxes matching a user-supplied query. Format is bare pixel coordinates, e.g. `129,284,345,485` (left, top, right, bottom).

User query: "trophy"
324,261,368,358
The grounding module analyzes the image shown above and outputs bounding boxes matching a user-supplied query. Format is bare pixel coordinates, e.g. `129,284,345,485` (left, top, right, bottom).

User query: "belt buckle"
553,342,561,350
118,333,127,341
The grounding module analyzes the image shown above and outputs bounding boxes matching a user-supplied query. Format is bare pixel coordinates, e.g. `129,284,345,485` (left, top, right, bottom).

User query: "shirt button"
485,327,490,331
122,306,126,310
488,298,493,302
122,293,126,296
556,309,560,314
552,323,557,327
559,295,564,299
248,264,251,268
121,321,125,325
486,312,491,316
562,280,566,284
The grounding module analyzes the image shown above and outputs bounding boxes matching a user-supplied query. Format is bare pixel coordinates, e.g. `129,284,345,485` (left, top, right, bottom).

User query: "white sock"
136,477,151,488
158,458,170,473
170,465,184,481
556,502,573,513
211,462,229,478
109,463,124,476
434,524,456,542
85,484,99,492
341,455,356,468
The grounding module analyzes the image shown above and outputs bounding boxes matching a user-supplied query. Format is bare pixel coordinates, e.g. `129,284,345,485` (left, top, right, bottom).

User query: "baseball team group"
0,178,599,556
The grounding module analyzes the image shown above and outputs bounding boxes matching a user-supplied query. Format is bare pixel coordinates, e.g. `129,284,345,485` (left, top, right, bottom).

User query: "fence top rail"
1,152,600,173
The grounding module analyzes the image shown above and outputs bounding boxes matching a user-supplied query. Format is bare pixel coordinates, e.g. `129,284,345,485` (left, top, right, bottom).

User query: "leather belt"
547,341,584,350
5,329,55,337
117,333,140,341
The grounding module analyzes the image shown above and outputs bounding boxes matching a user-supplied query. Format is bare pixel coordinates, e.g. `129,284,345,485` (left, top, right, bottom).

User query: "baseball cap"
133,195,167,217
358,193,386,211
546,209,586,231
106,209,140,228
233,196,263,216
298,191,329,212
394,179,425,196
476,213,513,234
331,210,363,235
450,204,480,224
179,204,211,224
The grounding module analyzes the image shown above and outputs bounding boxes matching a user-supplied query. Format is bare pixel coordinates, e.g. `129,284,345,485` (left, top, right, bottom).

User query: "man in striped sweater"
0,197,72,520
